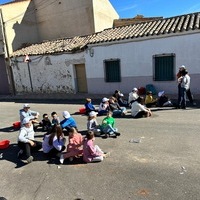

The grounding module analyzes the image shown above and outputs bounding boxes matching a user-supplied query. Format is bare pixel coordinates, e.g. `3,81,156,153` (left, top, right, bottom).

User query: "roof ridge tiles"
11,11,200,57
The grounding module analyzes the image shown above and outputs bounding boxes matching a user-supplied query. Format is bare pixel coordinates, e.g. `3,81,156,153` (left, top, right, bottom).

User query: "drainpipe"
27,60,33,92
0,8,16,95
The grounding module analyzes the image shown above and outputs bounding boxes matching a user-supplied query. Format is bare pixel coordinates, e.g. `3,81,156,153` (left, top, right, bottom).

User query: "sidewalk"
0,93,200,105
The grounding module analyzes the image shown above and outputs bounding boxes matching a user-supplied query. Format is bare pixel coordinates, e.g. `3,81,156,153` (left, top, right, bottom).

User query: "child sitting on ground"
109,96,127,117
42,124,66,159
84,98,97,115
18,117,42,164
131,97,152,118
145,91,158,108
51,111,60,126
83,131,110,163
87,111,101,136
40,113,51,132
60,127,83,164
157,91,173,107
100,111,120,138
98,97,110,116
60,111,77,132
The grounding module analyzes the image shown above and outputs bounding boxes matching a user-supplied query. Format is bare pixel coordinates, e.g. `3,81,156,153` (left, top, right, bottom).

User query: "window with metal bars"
153,54,175,81
104,59,121,82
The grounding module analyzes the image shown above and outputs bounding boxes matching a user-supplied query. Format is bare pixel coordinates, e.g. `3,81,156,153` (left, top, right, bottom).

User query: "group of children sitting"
17,88,172,165
17,103,116,165
84,88,173,119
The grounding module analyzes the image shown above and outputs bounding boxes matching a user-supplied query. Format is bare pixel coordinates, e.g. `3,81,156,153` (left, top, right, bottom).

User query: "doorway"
75,64,88,93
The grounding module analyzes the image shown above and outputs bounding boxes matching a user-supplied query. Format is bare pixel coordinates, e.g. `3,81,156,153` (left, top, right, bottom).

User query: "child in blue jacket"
60,111,77,132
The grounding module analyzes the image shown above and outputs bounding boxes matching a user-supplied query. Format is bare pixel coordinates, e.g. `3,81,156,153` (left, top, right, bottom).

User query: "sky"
1,0,200,19
109,0,200,18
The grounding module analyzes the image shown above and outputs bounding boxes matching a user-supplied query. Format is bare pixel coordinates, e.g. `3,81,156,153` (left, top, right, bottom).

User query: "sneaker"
121,112,126,117
17,150,23,159
115,132,121,136
69,157,74,162
27,156,33,164
104,152,111,158
60,154,64,164
102,134,108,139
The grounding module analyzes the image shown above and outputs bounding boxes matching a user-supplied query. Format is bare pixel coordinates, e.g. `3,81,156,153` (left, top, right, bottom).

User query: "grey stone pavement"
0,93,200,200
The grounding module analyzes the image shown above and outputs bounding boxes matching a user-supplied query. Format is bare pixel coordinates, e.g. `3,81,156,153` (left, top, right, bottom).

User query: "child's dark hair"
136,97,144,103
51,111,57,116
43,113,48,118
48,124,63,145
86,131,94,140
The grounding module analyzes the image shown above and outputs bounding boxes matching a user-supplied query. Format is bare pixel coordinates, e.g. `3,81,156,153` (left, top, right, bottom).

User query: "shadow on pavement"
0,144,26,168
0,143,48,168
0,126,19,133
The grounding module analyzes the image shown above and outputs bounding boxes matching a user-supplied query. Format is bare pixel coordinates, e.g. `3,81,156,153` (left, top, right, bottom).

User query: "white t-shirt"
131,101,148,117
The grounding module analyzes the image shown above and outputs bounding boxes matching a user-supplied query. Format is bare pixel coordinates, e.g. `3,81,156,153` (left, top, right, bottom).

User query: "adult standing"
178,70,190,109
177,65,195,107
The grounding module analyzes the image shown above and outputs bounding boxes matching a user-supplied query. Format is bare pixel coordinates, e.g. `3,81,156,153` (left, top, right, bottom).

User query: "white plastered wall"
85,33,200,94
12,52,85,94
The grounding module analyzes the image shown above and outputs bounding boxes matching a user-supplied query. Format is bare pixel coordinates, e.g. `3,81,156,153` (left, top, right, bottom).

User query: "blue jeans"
112,107,126,116
101,124,118,135
180,87,186,108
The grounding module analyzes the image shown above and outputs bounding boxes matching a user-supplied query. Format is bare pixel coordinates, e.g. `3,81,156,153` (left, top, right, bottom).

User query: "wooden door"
75,64,88,93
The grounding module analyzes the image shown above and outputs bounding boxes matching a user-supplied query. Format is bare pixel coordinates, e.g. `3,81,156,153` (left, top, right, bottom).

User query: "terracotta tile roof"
12,12,200,57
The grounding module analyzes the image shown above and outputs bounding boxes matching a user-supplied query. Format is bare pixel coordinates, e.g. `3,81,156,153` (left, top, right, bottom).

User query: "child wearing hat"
19,104,39,126
87,111,101,136
60,111,77,132
128,88,139,105
17,117,42,163
98,97,110,116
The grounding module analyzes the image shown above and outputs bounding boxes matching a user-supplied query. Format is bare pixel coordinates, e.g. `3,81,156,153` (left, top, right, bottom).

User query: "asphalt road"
0,101,200,200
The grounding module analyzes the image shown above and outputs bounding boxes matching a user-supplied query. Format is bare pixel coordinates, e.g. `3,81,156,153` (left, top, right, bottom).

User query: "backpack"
146,84,157,95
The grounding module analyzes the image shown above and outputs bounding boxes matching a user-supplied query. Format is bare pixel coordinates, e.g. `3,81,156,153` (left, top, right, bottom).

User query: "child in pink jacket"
83,131,109,163
60,127,83,164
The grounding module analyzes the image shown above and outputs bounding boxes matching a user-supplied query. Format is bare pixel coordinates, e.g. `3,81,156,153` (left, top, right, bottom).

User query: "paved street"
0,99,200,200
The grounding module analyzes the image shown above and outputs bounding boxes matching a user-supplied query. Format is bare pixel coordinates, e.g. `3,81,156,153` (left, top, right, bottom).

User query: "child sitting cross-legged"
100,111,120,138
42,124,66,159
60,127,83,164
87,111,101,136
84,98,97,115
83,131,110,163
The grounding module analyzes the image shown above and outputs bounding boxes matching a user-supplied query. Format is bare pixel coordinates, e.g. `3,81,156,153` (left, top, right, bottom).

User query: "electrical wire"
4,0,59,24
